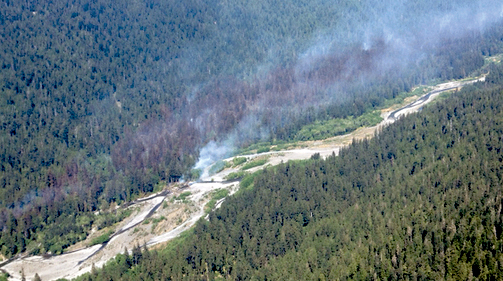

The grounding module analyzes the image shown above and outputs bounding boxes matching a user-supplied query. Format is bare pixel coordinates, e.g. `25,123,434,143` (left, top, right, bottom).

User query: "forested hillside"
78,64,503,280
2,0,503,257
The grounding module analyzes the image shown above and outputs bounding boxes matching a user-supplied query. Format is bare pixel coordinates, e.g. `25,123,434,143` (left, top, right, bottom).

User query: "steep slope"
2,0,503,260
77,67,503,280
0,75,486,281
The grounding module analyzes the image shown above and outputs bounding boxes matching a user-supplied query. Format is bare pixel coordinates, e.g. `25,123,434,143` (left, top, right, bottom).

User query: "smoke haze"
192,0,503,174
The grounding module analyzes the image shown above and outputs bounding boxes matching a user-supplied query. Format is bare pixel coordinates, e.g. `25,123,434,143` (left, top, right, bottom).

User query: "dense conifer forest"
1,0,503,261
77,63,503,280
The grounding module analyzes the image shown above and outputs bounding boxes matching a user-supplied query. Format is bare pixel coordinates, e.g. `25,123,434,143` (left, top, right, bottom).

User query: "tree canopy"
77,63,503,281
1,0,503,257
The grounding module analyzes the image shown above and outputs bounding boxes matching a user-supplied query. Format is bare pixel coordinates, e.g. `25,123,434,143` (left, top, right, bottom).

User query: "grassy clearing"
241,157,269,170
256,147,270,153
205,189,230,213
225,170,248,180
294,110,383,141
213,189,230,200
232,157,247,167
237,140,300,156
89,229,114,246
381,86,429,108
230,82,451,162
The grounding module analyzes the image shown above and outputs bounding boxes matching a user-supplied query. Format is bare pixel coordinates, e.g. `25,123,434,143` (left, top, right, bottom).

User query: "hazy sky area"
193,0,503,174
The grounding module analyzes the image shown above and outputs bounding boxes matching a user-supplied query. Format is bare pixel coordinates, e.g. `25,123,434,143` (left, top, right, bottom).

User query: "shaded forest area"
1,0,503,257
79,64,503,280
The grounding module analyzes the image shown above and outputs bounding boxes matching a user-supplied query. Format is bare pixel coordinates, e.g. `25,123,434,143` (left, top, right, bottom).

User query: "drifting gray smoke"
192,0,503,176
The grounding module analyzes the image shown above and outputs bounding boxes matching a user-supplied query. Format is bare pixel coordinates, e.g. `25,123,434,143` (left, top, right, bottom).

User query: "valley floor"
0,76,484,281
